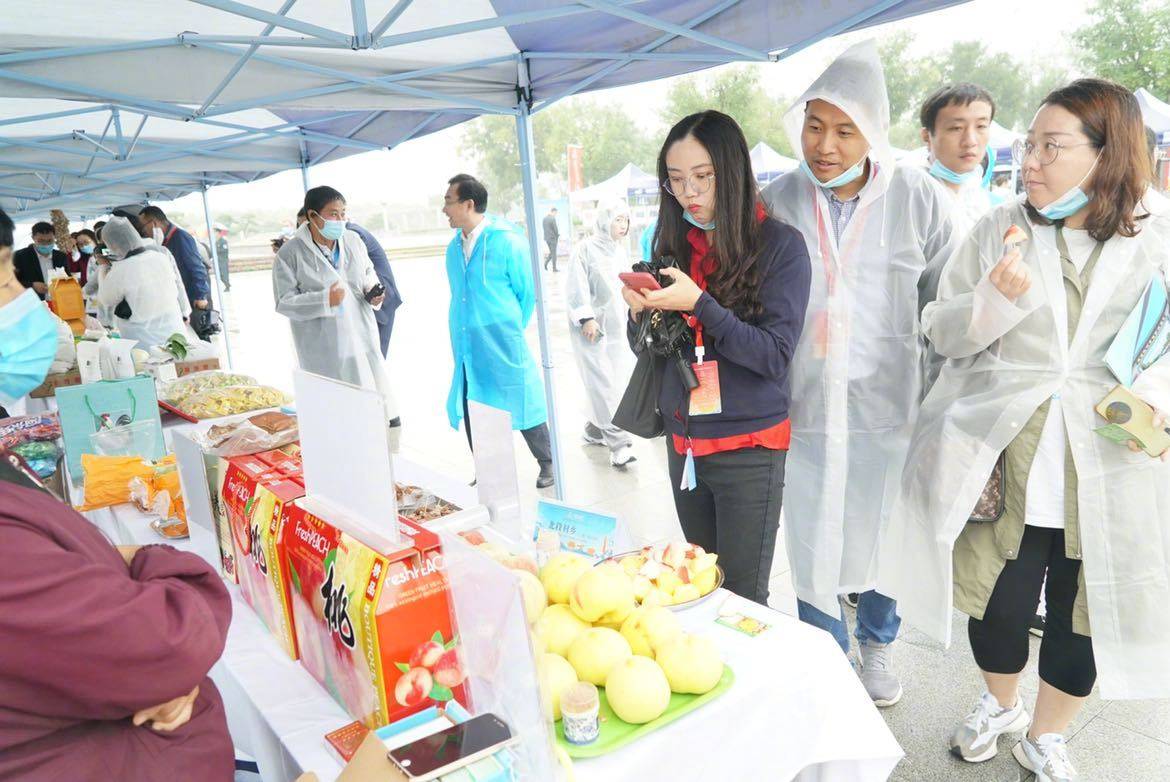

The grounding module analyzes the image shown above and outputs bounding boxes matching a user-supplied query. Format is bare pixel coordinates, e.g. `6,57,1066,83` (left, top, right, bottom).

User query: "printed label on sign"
689,360,722,416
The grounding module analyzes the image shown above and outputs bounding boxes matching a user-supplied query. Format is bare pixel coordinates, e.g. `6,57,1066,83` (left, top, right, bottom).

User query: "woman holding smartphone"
273,185,399,434
622,110,811,604
880,79,1170,779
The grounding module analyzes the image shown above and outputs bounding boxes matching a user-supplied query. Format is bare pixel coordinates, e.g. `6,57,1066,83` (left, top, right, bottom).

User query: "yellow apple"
566,627,633,685
568,563,634,623
620,605,683,659
534,604,590,657
605,655,671,724
540,552,592,604
596,599,636,629
516,570,547,624
656,634,724,695
537,653,579,721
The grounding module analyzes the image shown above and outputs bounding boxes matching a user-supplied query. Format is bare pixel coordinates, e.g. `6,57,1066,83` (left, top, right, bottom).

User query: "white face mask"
152,226,165,245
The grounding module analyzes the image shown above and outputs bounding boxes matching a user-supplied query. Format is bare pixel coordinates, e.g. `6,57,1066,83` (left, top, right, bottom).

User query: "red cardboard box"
225,462,305,659
283,503,466,728
255,447,303,478
214,455,281,583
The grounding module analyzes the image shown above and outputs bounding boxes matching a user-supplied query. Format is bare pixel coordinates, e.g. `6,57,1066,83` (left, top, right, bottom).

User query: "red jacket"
0,481,234,781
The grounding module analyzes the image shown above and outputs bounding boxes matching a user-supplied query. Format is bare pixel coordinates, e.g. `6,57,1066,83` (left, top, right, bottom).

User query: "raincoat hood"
588,198,631,254
782,39,895,182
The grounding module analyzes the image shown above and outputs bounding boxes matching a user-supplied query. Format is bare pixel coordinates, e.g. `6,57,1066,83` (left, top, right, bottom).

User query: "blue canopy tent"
0,0,970,498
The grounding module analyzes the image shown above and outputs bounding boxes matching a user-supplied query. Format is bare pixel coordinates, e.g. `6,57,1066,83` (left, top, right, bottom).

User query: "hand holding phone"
365,282,386,303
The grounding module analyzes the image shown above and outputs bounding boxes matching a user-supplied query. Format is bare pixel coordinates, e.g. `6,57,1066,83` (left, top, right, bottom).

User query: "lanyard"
683,256,710,364
164,224,178,245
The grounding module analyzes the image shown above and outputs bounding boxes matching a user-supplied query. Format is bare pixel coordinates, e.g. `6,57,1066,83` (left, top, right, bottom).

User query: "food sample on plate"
161,371,258,407
615,542,720,607
394,482,461,522
181,385,289,420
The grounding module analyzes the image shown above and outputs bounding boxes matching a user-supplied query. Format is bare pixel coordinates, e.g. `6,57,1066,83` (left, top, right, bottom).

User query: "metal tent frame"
0,0,969,497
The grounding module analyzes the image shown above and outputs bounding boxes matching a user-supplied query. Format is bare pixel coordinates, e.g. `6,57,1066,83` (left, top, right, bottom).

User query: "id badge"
689,360,723,416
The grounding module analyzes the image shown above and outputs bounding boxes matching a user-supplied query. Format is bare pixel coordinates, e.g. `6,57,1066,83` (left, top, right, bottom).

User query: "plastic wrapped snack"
161,371,258,407
197,412,299,456
0,414,63,478
182,385,289,420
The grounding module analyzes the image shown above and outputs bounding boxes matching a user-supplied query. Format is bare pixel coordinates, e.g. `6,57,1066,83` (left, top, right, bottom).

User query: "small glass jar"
560,681,600,745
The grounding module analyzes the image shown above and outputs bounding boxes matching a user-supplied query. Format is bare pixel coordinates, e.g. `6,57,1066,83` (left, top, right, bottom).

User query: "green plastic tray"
555,664,735,758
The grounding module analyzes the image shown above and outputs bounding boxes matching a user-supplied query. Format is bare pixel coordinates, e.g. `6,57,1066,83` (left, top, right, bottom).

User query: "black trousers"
666,442,786,605
544,239,557,270
462,381,551,467
968,525,1096,697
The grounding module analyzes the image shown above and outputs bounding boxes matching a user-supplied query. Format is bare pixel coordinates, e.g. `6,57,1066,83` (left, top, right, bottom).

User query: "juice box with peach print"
227,473,304,660
282,503,467,729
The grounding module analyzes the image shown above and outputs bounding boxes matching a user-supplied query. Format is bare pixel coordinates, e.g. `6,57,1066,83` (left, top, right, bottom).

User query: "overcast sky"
153,0,1094,222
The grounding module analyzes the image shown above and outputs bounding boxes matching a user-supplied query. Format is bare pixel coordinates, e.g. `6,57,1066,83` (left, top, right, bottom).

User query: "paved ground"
217,252,1169,781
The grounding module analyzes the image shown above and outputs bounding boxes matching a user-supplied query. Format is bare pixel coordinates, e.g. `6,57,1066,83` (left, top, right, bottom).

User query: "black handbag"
613,349,665,438
190,306,223,340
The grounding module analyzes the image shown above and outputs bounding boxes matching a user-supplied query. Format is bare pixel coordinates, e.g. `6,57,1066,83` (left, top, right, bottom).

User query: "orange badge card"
689,361,723,416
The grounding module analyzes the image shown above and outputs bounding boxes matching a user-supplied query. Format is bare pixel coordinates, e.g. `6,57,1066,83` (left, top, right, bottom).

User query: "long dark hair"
653,111,764,320
1026,79,1152,241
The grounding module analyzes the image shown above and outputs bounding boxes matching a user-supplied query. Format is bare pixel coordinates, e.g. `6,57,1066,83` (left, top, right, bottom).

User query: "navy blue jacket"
161,223,211,304
347,222,402,357
630,217,811,440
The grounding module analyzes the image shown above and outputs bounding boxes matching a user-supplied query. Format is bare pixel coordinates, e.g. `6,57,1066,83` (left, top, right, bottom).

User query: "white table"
82,491,904,782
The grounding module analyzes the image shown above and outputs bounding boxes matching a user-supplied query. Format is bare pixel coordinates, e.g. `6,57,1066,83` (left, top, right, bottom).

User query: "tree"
1074,0,1170,99
661,66,793,156
460,100,655,213
878,33,1070,148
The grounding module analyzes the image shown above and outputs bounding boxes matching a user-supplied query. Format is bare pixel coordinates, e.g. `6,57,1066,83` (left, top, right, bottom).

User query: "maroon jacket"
0,481,234,781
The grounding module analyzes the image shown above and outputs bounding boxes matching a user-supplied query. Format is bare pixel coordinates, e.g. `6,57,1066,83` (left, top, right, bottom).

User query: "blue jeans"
798,590,901,656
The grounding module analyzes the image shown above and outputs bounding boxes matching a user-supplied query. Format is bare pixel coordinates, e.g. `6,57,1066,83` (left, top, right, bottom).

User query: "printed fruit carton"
214,454,281,583
255,447,302,477
282,503,467,728
227,472,305,660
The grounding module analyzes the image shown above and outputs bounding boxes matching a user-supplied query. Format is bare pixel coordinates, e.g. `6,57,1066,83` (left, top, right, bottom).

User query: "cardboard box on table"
227,467,305,660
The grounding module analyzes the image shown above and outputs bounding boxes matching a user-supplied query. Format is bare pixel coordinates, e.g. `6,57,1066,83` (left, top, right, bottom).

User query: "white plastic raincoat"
761,40,958,616
565,199,634,450
95,217,187,351
273,223,398,418
879,192,1170,699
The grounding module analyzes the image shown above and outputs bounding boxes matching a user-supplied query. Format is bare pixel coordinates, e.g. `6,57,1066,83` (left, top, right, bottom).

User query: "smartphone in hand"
618,271,662,291
364,282,386,303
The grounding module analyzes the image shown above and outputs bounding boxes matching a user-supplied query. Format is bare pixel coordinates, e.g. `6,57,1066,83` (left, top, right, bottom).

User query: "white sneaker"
582,428,606,446
1013,733,1076,781
950,692,1031,763
610,446,636,468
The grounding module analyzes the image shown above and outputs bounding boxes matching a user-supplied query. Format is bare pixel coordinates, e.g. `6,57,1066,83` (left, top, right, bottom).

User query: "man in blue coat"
345,222,402,359
441,174,553,489
138,206,210,311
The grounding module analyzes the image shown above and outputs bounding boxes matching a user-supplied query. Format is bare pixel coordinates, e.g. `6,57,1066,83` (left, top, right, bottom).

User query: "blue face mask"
1037,151,1101,221
682,211,715,231
0,288,59,405
930,145,997,187
800,156,867,190
79,244,94,254
312,212,346,241
34,243,54,255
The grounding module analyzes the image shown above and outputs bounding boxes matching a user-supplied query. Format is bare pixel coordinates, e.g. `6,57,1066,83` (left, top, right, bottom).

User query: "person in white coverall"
761,39,957,708
94,217,187,351
566,198,636,468
273,185,400,445
879,78,1170,781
